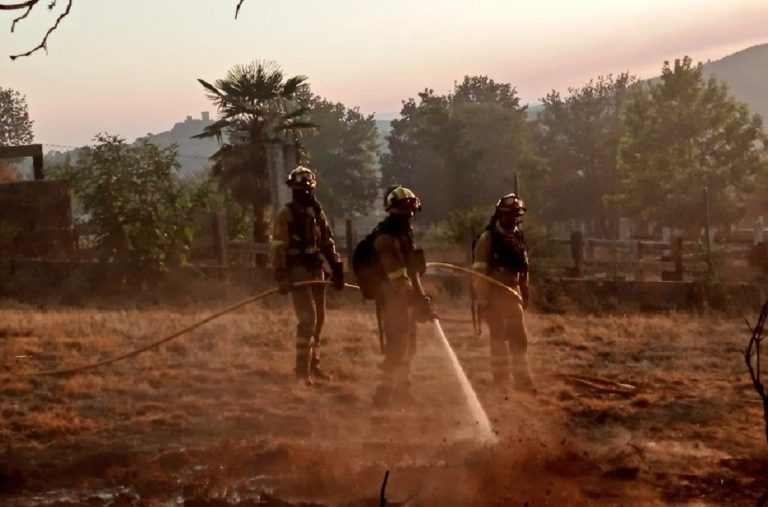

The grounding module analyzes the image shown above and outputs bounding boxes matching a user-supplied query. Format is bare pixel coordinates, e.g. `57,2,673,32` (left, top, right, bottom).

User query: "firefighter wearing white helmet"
362,185,435,406
472,193,535,392
270,166,344,386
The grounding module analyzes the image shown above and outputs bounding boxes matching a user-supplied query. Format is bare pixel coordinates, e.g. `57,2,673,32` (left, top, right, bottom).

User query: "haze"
1,0,766,147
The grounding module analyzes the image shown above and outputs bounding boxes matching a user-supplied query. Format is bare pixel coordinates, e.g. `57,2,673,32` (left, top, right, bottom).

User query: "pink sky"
0,0,766,147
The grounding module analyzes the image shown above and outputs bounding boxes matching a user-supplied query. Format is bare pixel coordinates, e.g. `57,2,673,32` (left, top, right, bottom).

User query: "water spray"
432,319,498,445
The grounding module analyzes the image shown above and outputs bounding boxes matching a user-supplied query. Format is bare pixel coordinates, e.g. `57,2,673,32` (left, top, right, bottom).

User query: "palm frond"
277,120,318,130
284,106,311,119
192,119,233,142
198,78,224,99
282,75,310,97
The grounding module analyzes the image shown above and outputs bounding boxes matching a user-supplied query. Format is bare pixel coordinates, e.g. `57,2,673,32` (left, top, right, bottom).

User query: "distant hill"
135,115,394,173
138,113,219,176
525,43,768,121
703,43,768,121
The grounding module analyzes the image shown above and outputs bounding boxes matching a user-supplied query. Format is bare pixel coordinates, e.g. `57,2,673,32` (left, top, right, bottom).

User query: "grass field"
1,286,767,506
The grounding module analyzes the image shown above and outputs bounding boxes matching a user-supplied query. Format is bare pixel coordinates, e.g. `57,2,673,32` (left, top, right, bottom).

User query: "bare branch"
10,2,33,31
745,299,768,444
7,0,245,59
0,1,40,10
9,0,71,60
234,0,246,19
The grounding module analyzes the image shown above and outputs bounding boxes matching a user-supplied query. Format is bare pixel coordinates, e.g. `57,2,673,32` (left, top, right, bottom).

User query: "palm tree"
194,60,315,244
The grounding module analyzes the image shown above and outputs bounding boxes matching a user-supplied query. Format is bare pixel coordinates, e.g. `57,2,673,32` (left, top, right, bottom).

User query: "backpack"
352,229,385,300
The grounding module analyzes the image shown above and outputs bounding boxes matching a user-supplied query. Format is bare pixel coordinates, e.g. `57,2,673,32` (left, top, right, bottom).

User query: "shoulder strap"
311,201,326,228
285,202,310,252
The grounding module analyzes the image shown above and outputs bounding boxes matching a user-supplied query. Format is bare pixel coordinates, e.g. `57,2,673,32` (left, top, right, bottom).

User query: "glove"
520,285,530,310
414,294,438,323
274,269,293,294
331,261,345,291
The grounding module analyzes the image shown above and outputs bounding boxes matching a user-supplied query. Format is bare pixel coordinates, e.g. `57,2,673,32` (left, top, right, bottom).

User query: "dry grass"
0,291,766,505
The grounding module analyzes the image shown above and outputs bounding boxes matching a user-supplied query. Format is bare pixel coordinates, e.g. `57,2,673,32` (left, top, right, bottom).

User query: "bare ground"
0,289,767,506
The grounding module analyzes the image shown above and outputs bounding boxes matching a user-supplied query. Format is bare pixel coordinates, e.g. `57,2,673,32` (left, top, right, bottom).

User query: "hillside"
139,113,219,176
527,43,768,121
704,43,768,120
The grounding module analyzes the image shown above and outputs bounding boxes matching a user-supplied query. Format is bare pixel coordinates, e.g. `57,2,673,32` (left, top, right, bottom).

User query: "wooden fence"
550,230,768,282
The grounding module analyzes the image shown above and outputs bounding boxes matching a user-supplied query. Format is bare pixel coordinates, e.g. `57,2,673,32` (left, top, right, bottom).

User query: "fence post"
672,236,684,280
754,216,765,245
570,230,584,278
214,212,228,268
635,240,645,281
703,187,713,276
345,218,356,269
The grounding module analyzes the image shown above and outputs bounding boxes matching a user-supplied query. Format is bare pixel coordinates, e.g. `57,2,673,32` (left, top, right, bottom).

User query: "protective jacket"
271,201,340,273
472,223,529,303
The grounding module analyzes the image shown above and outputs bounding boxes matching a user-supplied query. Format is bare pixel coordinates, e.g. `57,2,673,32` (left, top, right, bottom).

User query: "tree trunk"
252,190,271,267
251,204,270,243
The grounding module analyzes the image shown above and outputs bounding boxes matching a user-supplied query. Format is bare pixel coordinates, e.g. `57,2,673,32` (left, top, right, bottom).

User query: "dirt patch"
0,301,766,505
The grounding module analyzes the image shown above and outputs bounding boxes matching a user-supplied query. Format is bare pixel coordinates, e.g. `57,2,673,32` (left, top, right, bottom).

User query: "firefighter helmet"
496,193,526,216
384,185,422,215
286,166,317,189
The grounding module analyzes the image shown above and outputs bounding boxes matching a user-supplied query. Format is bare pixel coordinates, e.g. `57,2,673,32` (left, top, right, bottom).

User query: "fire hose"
14,281,359,377
9,263,520,377
6,262,637,395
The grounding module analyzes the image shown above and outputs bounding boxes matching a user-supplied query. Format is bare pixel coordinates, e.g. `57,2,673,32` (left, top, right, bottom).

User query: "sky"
1,0,767,147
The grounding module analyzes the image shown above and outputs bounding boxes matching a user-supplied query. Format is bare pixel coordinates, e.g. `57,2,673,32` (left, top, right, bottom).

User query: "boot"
393,380,416,406
372,384,393,407
512,357,536,394
310,363,332,382
295,351,312,387
309,341,332,382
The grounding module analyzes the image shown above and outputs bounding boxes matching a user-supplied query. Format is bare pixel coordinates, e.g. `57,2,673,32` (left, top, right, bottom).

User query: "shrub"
50,134,208,284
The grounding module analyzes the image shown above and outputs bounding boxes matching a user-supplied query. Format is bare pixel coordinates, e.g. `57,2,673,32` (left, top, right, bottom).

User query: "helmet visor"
290,170,316,188
496,195,525,215
391,196,422,215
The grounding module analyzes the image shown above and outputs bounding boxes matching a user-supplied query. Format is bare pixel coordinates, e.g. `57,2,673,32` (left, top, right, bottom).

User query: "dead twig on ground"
548,373,638,395
380,470,389,507
745,299,768,444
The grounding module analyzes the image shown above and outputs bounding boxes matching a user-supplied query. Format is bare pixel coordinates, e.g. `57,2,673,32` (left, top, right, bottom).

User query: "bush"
50,134,208,284
425,207,493,245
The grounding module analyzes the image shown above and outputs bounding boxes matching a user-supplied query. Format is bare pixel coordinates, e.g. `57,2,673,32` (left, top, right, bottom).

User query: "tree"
1,0,247,60
612,57,767,231
194,60,315,244
302,95,380,216
536,73,637,234
381,76,542,224
50,134,205,283
0,87,33,146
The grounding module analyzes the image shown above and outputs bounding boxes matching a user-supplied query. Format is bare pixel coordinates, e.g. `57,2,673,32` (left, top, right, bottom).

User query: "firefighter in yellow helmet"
472,193,535,392
271,166,344,385
369,185,435,406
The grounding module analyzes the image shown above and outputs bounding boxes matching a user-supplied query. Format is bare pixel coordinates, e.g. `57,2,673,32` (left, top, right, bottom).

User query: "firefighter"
472,193,535,392
370,186,434,406
271,166,344,386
